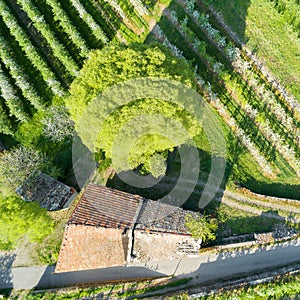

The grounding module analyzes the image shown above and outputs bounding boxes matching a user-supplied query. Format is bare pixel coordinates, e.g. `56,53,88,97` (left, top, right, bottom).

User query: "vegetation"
0,2,299,293
205,200,285,240
205,0,300,101
147,0,300,199
165,273,300,299
0,193,56,250
3,278,191,299
198,272,300,299
0,145,60,189
66,43,200,175
185,213,217,242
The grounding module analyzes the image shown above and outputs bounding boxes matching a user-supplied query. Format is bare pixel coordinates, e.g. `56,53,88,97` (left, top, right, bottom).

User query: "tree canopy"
66,43,201,176
185,213,217,243
0,145,60,189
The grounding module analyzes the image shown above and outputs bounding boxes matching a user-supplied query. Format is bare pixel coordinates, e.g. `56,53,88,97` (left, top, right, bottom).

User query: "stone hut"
55,183,201,273
16,171,77,211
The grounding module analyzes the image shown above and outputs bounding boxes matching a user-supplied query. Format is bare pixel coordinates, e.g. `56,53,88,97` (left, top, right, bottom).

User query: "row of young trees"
0,35,44,111
202,0,300,119
156,11,296,178
173,0,300,175
182,0,298,124
44,0,90,58
153,24,275,176
0,0,135,135
0,63,29,122
69,0,108,45
17,0,79,76
0,0,65,97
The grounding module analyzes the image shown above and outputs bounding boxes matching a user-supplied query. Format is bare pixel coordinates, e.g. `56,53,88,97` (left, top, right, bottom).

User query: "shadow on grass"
239,177,300,200
199,0,251,43
107,145,230,211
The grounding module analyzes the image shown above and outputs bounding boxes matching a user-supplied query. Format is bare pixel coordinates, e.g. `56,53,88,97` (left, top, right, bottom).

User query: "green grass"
204,200,284,240
199,272,300,299
6,278,191,299
166,273,300,299
116,278,191,298
208,0,300,101
0,192,56,250
153,0,300,198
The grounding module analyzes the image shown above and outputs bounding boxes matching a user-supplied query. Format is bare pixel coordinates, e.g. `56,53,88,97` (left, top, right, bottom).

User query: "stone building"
55,183,201,273
16,171,77,211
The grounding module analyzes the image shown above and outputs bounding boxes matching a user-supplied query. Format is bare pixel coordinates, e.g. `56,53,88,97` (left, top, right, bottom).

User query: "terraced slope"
142,0,300,197
0,0,148,133
205,0,300,103
0,0,299,199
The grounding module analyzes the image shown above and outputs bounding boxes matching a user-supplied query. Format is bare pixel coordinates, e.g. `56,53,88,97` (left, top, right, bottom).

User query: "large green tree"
66,43,201,176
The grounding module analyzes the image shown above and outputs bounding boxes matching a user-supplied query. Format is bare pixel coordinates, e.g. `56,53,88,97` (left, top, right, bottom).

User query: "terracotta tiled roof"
56,184,201,272
55,225,126,273
69,184,143,229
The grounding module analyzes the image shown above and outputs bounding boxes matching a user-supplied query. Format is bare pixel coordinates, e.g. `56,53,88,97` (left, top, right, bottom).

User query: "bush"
0,145,61,189
0,194,56,250
185,213,218,242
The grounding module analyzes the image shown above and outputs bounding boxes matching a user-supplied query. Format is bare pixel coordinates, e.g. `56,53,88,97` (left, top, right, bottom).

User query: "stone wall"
132,230,201,263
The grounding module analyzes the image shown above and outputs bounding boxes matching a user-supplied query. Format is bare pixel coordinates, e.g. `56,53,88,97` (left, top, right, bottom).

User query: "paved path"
1,238,300,290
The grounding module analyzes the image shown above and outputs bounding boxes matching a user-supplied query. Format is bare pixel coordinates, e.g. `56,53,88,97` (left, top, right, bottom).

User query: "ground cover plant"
0,0,299,275
145,0,300,198
2,278,191,299
204,0,300,102
0,192,56,250
198,272,300,299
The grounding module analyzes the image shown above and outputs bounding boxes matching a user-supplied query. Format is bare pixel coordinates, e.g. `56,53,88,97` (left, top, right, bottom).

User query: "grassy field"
207,0,300,102
0,0,299,268
1,278,191,299
0,179,67,264
199,272,300,299
204,200,285,241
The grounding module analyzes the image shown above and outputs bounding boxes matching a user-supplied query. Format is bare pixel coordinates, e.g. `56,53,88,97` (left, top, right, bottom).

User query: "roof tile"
69,184,143,229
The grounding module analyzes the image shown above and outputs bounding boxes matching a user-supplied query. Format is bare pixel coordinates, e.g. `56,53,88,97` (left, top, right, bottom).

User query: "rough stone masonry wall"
132,230,201,263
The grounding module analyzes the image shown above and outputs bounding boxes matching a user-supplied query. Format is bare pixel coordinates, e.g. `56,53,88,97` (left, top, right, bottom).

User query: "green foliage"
269,0,300,35
17,0,79,77
0,63,29,122
96,98,201,173
116,278,192,298
36,232,62,265
14,110,73,180
67,43,195,120
207,0,300,100
204,200,284,239
67,43,198,176
185,213,218,242
0,145,61,189
0,102,14,135
201,272,300,299
0,194,56,250
0,35,44,110
15,278,191,299
44,0,90,58
41,106,74,142
147,153,167,177
0,0,65,97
